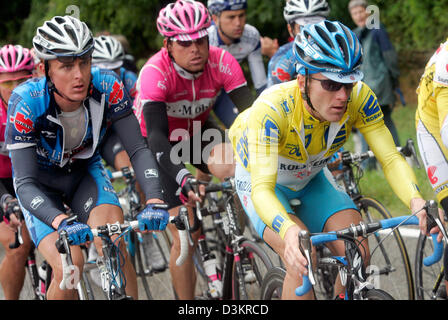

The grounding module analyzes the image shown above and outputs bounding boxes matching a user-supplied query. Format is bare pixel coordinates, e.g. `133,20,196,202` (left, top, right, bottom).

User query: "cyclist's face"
350,5,368,28
214,10,246,40
48,57,91,102
166,37,209,73
298,74,353,122
0,70,32,106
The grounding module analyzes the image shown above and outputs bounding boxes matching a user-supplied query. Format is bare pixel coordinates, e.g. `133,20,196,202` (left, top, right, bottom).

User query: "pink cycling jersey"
133,46,247,140
0,100,12,178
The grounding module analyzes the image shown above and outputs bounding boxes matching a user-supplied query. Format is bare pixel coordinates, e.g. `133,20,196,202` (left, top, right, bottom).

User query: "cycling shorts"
416,120,448,203
234,162,358,239
20,157,120,247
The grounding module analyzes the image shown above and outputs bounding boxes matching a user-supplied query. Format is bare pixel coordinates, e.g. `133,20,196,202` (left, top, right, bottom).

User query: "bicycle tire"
358,197,415,300
259,266,285,300
415,233,447,300
362,288,395,300
134,237,153,300
232,240,274,300
77,270,96,300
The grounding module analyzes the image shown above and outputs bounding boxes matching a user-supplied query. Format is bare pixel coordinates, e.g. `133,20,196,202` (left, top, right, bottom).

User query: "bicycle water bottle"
198,236,222,298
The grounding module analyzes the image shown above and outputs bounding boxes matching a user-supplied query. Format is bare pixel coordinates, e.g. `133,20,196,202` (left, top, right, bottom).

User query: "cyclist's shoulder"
9,77,49,113
251,81,299,119
242,23,261,38
427,39,448,87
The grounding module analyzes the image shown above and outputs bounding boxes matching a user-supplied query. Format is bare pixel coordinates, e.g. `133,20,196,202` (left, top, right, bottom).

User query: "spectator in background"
349,0,401,169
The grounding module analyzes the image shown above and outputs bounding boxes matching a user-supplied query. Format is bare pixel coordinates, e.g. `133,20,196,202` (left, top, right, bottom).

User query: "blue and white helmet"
293,20,363,83
207,0,247,15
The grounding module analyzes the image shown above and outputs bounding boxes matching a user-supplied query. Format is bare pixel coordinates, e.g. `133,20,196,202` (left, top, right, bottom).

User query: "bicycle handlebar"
8,204,24,249
341,139,421,169
295,211,444,296
56,207,190,291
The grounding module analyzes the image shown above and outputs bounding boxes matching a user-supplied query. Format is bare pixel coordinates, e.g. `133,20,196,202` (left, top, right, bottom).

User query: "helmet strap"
303,70,324,121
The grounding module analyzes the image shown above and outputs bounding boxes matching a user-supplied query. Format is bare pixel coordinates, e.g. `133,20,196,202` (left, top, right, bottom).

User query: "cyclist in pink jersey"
0,44,34,299
132,0,255,299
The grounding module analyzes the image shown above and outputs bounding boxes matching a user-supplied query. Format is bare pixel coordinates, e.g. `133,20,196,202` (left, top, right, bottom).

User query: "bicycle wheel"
358,197,415,300
134,237,153,300
415,233,447,300
232,240,274,300
260,267,285,300
362,288,395,300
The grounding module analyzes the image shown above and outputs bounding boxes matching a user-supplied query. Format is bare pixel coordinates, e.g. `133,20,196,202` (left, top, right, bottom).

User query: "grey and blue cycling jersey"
267,41,299,88
119,67,137,102
5,66,163,229
208,23,267,91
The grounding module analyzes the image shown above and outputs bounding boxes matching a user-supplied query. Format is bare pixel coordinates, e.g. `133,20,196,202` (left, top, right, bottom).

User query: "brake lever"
298,230,315,286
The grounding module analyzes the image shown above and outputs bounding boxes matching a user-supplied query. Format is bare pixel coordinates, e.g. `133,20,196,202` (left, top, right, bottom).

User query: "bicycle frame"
190,178,259,300
297,211,444,299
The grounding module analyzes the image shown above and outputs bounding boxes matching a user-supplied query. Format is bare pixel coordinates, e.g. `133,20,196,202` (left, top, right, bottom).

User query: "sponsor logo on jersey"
10,111,34,134
261,115,279,144
84,197,93,212
272,214,286,233
360,94,382,123
30,196,44,210
428,166,438,185
276,68,291,82
108,81,124,105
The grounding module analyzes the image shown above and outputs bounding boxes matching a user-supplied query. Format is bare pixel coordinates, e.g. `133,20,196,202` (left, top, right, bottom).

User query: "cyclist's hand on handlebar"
412,198,445,242
283,225,309,277
179,175,205,207
57,217,93,246
137,203,170,232
1,197,22,231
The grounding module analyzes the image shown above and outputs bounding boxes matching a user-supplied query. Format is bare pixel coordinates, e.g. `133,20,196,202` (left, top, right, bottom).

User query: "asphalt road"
0,222,432,300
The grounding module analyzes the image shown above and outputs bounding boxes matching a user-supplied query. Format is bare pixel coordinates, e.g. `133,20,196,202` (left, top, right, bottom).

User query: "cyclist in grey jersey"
207,0,267,128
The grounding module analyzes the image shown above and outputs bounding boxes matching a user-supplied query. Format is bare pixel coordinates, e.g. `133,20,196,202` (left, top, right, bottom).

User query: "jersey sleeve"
245,98,296,239
218,49,248,94
5,92,38,151
246,30,267,91
137,61,169,104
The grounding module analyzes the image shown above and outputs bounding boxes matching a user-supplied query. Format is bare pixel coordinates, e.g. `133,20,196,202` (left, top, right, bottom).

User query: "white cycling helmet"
92,36,125,70
284,0,330,24
32,15,94,61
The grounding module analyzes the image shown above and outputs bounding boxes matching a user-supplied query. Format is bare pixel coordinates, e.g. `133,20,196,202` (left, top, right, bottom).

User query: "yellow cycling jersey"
416,37,448,133
229,80,422,239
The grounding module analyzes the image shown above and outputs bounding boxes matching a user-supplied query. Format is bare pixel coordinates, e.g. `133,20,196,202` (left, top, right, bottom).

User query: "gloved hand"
1,195,20,224
57,217,93,245
137,203,169,231
179,174,195,205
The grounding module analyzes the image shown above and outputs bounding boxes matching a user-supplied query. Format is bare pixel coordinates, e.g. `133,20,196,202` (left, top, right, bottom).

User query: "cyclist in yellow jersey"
229,20,443,299
416,38,448,295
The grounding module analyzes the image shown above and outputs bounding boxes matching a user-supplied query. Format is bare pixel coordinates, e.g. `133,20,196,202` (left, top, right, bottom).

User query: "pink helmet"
0,45,35,73
157,0,212,41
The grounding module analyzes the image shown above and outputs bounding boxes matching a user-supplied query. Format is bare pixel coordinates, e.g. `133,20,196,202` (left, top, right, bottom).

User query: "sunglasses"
171,36,208,48
310,77,354,92
0,74,32,90
53,46,94,64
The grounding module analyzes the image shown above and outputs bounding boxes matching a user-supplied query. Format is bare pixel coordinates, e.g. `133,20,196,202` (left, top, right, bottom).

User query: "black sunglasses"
53,46,94,64
309,77,354,92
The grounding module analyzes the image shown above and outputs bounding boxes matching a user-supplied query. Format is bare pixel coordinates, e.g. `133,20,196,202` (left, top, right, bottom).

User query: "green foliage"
2,0,448,62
